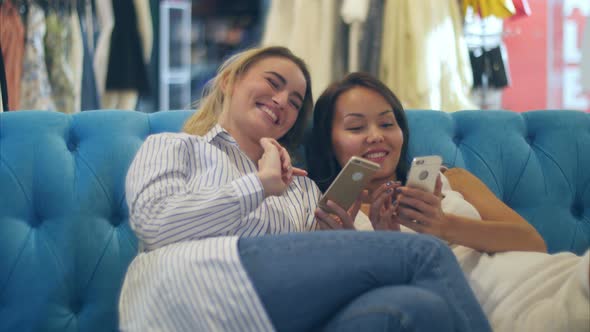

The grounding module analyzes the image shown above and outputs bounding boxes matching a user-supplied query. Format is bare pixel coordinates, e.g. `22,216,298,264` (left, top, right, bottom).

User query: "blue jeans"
238,231,491,332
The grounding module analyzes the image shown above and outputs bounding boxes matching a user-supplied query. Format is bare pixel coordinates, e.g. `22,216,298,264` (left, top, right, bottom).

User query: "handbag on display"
469,45,511,88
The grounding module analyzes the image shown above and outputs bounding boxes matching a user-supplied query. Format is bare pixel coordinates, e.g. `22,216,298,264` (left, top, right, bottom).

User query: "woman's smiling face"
331,86,404,187
226,56,306,141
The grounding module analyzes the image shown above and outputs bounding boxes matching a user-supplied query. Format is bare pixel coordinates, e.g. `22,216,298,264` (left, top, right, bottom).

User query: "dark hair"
307,72,410,192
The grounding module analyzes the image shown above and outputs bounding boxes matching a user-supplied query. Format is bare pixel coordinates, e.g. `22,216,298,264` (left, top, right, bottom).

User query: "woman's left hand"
315,191,366,230
369,181,401,231
395,176,450,239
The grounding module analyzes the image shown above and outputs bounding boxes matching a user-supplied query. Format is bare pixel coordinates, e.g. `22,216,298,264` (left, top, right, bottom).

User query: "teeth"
260,106,278,123
365,152,387,159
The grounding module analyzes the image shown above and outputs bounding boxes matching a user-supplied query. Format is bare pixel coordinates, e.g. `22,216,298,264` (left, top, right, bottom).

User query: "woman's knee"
321,286,454,332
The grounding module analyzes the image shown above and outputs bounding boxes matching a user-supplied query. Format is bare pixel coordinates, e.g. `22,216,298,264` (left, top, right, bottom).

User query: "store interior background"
158,0,589,113
0,0,588,113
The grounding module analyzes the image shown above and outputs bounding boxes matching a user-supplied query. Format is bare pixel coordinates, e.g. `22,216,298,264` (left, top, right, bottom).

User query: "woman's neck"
238,138,264,162
218,120,263,163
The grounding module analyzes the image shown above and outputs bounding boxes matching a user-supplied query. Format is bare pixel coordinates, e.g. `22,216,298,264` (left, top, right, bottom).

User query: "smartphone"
319,156,381,213
405,155,443,193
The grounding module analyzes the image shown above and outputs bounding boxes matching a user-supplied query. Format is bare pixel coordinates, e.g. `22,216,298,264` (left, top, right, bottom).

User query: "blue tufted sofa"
1,110,589,331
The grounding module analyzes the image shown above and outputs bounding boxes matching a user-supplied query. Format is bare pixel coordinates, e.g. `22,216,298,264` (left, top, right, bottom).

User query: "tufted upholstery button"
571,203,583,219
110,217,124,227
525,135,535,145
67,140,78,152
67,129,79,152
71,298,82,315
453,135,462,145
110,210,126,226
29,215,42,228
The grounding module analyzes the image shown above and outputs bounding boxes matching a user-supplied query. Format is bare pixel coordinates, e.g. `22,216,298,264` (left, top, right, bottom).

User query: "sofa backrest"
1,110,589,331
405,110,589,255
0,111,191,332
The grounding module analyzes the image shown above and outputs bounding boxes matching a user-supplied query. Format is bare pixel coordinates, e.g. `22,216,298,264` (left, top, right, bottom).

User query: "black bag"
469,45,511,88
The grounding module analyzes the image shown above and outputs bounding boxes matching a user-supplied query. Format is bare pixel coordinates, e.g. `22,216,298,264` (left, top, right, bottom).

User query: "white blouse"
354,173,590,332
119,124,321,331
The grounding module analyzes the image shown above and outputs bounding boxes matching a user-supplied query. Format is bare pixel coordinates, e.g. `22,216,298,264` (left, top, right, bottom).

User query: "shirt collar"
203,124,238,146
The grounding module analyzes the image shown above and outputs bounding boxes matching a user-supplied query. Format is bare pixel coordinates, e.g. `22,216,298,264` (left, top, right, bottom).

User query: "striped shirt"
119,124,321,331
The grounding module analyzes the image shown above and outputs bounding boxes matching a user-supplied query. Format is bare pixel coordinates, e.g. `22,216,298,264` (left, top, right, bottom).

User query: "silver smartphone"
405,155,443,193
319,156,380,214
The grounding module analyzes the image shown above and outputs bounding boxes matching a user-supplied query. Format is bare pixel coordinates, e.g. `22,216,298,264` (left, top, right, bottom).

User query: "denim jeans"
238,231,491,332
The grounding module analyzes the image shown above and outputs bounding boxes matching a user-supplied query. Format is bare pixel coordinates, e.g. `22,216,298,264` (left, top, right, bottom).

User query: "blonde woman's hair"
182,46,313,151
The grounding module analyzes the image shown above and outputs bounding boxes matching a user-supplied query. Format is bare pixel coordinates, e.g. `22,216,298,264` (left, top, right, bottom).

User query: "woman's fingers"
369,188,398,230
383,205,400,231
433,175,443,198
315,208,344,230
370,183,396,219
265,139,310,182
369,190,387,222
397,186,440,205
397,195,435,216
399,218,427,233
397,205,429,225
258,138,282,175
325,200,356,229
348,192,366,223
268,139,290,170
292,167,308,176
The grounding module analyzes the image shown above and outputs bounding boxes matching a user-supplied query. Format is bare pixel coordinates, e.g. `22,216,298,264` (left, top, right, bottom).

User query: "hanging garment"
80,0,95,52
358,0,385,77
0,44,7,112
105,0,149,94
20,3,55,111
102,0,152,110
262,0,342,100
0,0,25,110
70,10,84,113
93,0,115,101
469,45,510,89
102,90,141,110
134,0,153,64
380,0,475,112
78,1,100,110
341,0,370,73
45,9,76,114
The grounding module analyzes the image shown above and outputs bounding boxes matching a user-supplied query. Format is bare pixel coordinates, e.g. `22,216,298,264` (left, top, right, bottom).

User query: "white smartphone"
405,155,443,193
319,156,380,214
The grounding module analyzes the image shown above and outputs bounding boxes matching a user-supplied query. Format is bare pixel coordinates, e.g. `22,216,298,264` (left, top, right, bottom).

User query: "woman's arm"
127,134,266,251
443,168,546,253
396,168,547,253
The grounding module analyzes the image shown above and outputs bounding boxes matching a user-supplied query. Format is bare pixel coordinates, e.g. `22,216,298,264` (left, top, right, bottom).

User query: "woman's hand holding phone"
315,192,366,230
391,155,452,238
395,175,453,240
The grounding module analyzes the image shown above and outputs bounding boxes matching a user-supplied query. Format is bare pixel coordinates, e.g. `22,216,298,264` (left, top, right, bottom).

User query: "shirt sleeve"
126,134,265,251
296,176,322,231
